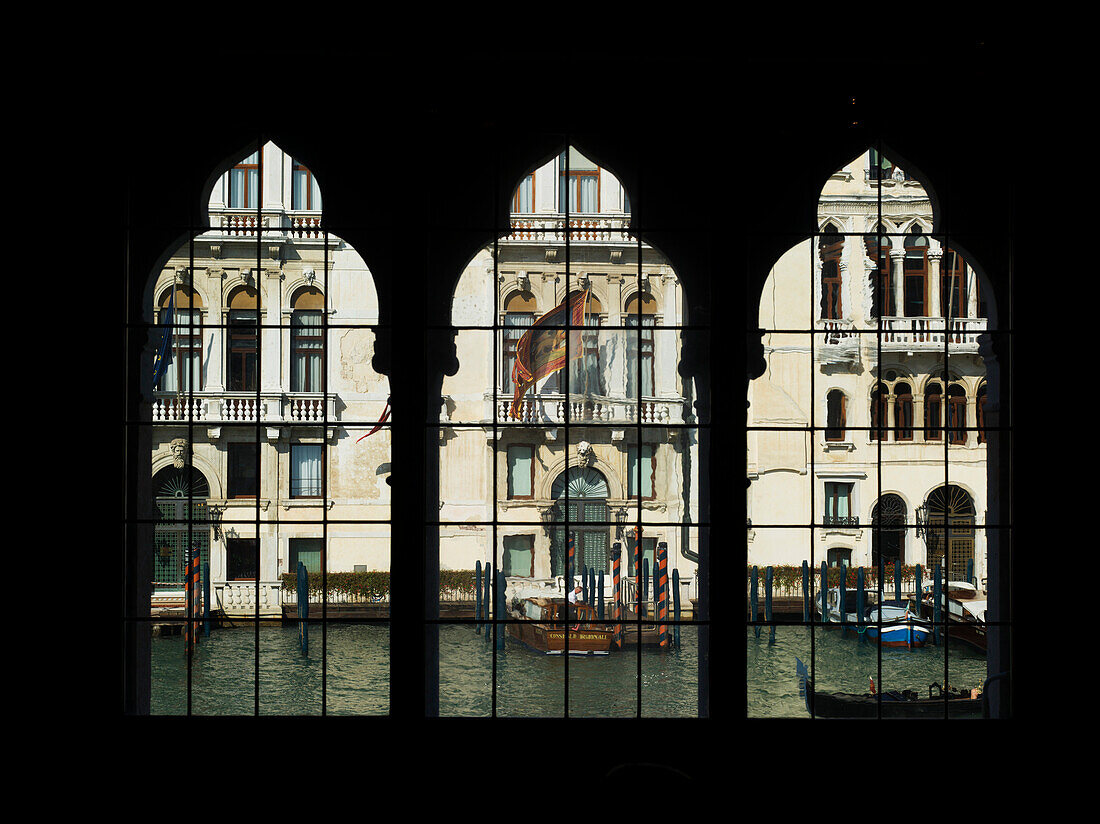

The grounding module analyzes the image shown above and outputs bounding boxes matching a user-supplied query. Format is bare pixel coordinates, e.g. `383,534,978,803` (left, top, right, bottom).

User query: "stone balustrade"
490,393,681,425
152,391,336,423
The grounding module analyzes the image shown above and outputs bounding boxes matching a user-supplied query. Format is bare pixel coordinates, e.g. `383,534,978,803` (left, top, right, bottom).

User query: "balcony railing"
879,317,986,349
489,392,681,425
152,391,336,423
508,215,634,243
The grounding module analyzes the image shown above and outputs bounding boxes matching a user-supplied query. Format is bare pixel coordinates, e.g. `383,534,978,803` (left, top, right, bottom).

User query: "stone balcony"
483,392,685,426
152,391,337,425
817,317,988,366
507,215,634,244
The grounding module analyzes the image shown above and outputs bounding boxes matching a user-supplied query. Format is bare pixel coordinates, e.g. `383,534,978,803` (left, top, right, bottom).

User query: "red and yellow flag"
509,289,591,419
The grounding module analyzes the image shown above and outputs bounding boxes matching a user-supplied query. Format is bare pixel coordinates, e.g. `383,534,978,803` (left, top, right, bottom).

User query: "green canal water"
149,623,987,717
150,623,701,717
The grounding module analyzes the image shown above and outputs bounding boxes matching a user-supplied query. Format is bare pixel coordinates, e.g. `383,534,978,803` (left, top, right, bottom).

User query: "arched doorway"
922,484,976,582
871,494,907,567
152,463,211,599
549,467,610,577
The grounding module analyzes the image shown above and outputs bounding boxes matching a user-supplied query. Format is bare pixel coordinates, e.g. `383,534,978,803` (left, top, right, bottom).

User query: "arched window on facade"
567,290,604,395
947,383,967,444
550,467,610,578
625,291,657,399
156,285,204,393
924,381,943,440
152,464,211,603
501,290,537,396
865,225,893,318
923,484,976,581
227,285,259,392
871,493,907,567
894,382,913,441
228,151,259,209
903,225,928,318
819,224,843,320
825,389,846,441
870,383,888,441
941,247,967,319
290,285,324,393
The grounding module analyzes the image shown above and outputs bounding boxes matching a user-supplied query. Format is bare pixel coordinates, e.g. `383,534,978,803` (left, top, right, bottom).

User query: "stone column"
928,242,943,319
261,268,284,394
889,249,906,320
205,267,226,391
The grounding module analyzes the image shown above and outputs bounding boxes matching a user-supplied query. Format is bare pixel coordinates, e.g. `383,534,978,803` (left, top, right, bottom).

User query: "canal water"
746,625,988,717
151,623,701,717
150,623,986,717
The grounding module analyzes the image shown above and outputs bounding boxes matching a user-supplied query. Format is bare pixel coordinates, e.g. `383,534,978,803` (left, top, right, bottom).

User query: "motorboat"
816,586,931,648
920,580,987,653
506,596,615,655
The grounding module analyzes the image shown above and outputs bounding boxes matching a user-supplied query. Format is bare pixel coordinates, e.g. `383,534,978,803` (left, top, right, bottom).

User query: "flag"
357,396,391,441
152,287,176,389
509,289,590,419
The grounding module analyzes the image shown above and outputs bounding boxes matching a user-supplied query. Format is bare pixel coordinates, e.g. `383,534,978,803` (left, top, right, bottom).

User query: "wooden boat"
815,587,931,648
506,596,615,655
795,657,985,718
920,581,987,653
863,600,932,648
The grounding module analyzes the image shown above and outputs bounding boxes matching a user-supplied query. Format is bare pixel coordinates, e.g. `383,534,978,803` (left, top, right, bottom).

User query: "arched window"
924,381,943,440
870,383,888,441
819,224,843,320
501,290,537,395
947,383,967,444
871,493,907,567
227,285,259,392
625,291,657,399
923,484,976,581
155,285,203,392
894,382,913,441
825,389,846,441
941,247,967,319
290,286,324,393
903,225,928,317
865,225,893,318
152,464,211,600
567,290,603,395
550,467,611,576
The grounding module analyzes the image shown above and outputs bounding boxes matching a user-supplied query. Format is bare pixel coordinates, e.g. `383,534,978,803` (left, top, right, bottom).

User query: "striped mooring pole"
612,543,622,648
632,528,641,619
657,542,668,647
184,547,201,656
567,532,576,590
485,563,493,646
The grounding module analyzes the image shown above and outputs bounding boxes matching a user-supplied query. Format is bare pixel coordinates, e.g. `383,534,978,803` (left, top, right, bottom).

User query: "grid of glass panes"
745,146,1006,719
140,140,392,716
435,145,707,719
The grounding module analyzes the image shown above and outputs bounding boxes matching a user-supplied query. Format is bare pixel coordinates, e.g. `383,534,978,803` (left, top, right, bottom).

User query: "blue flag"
152,288,175,388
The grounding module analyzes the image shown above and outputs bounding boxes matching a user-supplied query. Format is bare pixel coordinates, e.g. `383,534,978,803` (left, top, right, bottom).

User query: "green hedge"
746,563,923,592
281,569,480,599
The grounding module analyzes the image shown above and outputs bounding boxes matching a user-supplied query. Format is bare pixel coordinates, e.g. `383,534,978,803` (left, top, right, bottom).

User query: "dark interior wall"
109,35,1027,780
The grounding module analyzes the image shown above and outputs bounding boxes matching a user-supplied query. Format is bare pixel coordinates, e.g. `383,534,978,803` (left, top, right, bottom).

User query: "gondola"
795,657,986,718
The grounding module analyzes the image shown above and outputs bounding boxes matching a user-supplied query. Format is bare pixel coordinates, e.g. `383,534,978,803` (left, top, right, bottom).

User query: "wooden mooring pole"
475,560,482,634
751,566,759,637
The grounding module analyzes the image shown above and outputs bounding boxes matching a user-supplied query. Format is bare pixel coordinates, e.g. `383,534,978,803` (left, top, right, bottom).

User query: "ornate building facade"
748,149,992,585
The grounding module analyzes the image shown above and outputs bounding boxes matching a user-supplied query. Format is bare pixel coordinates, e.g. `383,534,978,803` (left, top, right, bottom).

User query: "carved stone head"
576,440,595,467
169,438,189,469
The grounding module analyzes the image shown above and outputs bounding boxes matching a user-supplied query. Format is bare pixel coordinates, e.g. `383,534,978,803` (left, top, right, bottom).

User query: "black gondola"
795,657,986,718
